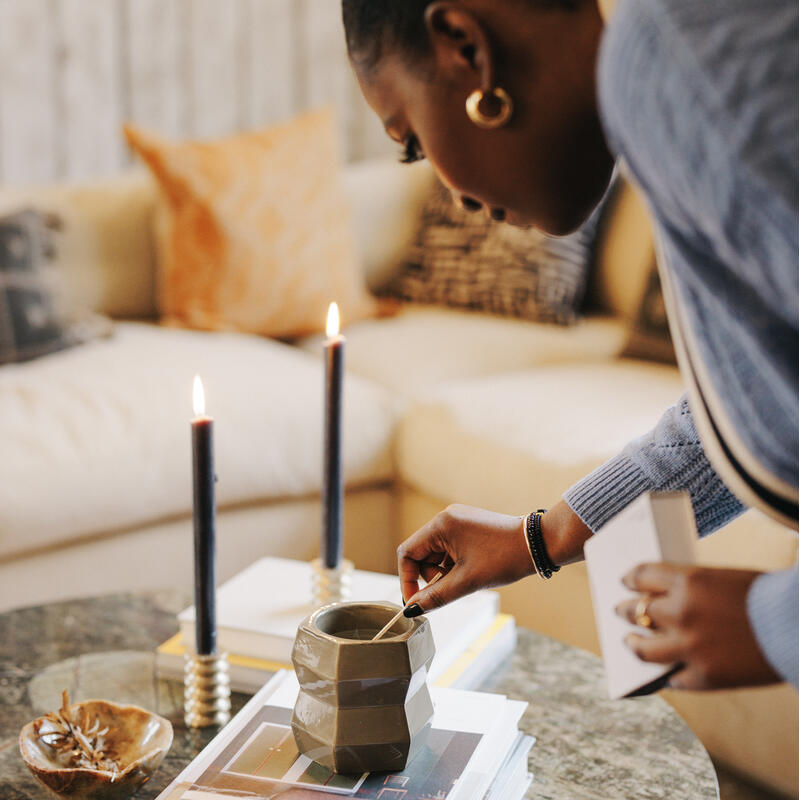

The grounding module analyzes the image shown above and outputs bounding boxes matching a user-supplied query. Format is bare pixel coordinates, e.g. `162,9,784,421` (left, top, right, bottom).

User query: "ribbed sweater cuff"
747,567,798,687
563,453,650,533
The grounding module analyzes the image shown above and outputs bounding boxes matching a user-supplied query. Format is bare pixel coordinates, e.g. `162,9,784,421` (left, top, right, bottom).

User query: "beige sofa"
0,159,796,795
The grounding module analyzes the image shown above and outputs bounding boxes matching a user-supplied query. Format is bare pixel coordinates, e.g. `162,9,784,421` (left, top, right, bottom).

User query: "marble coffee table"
0,592,718,799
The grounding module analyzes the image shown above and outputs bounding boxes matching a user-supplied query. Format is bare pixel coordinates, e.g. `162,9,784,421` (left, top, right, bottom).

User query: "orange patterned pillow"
124,110,375,337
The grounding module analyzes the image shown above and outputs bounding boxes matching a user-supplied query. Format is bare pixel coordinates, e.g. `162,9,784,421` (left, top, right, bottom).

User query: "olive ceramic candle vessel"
291,601,435,774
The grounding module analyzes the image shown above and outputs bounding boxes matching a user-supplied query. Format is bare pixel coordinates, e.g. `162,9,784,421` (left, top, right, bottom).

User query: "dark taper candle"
191,375,217,656
322,302,345,569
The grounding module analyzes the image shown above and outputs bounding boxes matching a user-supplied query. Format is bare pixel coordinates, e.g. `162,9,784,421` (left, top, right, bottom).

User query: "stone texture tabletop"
0,592,718,799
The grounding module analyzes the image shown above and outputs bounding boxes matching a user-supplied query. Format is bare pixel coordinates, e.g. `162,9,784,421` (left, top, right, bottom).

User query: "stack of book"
156,557,517,692
157,670,534,800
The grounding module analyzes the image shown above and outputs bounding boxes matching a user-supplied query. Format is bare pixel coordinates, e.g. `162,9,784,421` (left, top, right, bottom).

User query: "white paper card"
584,492,697,699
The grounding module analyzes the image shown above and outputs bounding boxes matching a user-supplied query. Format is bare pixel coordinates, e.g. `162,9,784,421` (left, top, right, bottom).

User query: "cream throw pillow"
124,110,375,337
0,171,157,319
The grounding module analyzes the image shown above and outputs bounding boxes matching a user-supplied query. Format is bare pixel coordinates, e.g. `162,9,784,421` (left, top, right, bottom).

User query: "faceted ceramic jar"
291,601,435,774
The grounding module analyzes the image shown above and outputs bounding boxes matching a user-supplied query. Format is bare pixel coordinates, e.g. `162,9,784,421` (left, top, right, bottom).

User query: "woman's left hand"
616,564,781,690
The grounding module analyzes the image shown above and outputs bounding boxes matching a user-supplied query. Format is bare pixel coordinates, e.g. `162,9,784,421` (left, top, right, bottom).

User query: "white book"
179,557,502,683
444,615,517,691
449,699,528,800
428,593,501,685
482,733,534,800
584,491,697,699
178,558,398,662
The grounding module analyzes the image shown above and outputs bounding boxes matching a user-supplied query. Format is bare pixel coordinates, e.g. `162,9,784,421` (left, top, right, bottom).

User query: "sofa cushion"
0,171,158,319
395,361,685,510
379,177,600,324
0,209,74,364
0,322,397,559
300,306,628,398
125,110,376,338
342,159,434,291
0,159,429,325
0,208,114,365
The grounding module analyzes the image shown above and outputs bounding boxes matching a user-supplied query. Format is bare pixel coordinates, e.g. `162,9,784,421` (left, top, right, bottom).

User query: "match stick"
371,571,443,641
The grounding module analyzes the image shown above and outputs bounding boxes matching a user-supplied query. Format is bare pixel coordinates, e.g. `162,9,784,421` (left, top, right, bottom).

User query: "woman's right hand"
397,504,536,616
397,501,593,616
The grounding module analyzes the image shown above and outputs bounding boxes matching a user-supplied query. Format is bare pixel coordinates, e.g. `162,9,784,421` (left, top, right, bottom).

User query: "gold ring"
634,595,654,629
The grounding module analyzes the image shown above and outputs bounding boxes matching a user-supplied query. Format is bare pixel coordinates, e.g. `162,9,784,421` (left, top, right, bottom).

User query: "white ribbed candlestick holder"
183,652,231,728
310,557,354,607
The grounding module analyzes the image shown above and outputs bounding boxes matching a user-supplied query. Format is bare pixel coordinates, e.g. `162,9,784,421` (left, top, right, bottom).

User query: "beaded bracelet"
524,509,560,580
521,513,540,578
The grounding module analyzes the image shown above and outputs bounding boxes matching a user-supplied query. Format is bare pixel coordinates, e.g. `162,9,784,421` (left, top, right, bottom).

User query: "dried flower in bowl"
19,690,173,800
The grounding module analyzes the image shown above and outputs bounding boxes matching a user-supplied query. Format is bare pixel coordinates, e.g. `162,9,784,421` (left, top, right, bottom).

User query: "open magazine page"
158,672,288,799
158,671,524,800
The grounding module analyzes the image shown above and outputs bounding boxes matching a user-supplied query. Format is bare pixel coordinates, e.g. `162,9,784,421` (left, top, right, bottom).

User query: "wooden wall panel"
56,0,124,180
188,0,241,139
0,0,58,183
125,0,182,139
302,0,359,160
245,0,294,130
0,0,387,185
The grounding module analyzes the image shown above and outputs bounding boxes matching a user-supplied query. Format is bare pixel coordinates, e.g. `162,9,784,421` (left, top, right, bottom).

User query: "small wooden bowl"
19,699,173,800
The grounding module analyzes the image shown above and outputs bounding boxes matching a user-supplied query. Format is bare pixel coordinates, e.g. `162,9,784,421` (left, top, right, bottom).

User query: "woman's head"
342,0,614,234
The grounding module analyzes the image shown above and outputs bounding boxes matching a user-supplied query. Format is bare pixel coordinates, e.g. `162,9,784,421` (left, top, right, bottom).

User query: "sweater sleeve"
565,398,800,687
747,567,799,686
563,395,745,536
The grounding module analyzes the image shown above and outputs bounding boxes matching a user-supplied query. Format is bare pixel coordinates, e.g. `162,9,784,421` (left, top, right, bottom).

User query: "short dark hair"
342,0,432,74
342,0,579,74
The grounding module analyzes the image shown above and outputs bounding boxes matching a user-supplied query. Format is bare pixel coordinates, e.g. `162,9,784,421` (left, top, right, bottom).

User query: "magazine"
158,671,529,800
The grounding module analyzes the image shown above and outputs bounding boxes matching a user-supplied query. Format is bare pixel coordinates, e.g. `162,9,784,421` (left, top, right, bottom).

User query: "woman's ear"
423,2,495,91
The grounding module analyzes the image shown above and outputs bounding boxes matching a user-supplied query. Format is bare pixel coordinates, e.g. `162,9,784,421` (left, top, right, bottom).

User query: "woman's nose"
459,195,483,213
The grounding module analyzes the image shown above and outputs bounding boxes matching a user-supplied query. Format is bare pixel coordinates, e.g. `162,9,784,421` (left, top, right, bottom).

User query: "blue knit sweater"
564,0,798,685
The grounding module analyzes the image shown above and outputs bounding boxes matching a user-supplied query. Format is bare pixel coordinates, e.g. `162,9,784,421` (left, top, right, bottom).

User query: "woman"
341,0,798,690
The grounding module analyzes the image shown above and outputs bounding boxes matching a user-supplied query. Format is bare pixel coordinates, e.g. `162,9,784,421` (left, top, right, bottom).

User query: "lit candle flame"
193,374,206,417
326,302,340,338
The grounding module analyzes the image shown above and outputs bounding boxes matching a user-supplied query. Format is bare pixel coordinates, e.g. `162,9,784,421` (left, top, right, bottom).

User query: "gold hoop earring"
465,87,514,130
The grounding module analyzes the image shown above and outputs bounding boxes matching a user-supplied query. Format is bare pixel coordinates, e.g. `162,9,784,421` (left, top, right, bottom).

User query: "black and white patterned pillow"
0,209,75,364
380,180,603,325
0,209,113,364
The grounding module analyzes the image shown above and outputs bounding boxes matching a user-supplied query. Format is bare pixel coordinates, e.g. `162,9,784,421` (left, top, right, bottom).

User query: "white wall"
0,0,393,185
